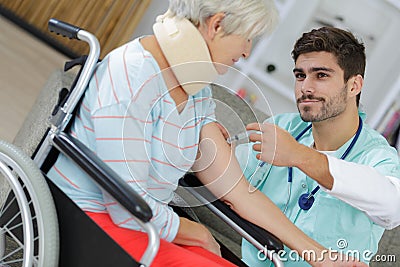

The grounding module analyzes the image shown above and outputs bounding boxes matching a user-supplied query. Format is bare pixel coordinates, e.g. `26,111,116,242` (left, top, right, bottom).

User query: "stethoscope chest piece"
298,193,315,210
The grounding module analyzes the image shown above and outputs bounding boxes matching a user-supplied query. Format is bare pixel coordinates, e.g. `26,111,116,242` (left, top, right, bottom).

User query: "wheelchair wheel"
0,140,59,267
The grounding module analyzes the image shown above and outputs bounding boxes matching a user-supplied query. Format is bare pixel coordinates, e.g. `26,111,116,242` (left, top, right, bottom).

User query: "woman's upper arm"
193,122,250,202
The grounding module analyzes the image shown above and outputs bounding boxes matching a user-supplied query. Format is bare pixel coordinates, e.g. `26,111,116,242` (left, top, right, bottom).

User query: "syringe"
227,131,266,169
226,130,257,144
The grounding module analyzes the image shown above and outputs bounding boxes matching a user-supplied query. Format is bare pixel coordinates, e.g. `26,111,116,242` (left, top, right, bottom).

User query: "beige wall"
0,16,67,142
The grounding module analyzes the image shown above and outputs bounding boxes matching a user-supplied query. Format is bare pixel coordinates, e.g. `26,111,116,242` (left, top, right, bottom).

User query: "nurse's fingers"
252,142,262,152
246,122,261,132
248,131,262,143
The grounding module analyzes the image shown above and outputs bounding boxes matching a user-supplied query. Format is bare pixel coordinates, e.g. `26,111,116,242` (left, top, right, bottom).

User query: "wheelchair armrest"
52,132,152,222
180,173,284,253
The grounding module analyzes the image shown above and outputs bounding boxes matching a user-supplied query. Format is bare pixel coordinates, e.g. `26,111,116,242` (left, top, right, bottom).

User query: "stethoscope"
285,116,363,211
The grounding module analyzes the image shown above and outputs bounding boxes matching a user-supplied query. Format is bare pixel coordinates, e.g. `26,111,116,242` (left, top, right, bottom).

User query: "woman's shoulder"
87,37,163,110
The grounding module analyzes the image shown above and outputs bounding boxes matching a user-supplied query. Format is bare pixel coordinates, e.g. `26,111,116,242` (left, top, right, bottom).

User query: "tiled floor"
0,15,67,142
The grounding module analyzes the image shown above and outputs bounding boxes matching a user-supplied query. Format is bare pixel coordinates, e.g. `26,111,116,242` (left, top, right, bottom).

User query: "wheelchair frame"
0,18,284,267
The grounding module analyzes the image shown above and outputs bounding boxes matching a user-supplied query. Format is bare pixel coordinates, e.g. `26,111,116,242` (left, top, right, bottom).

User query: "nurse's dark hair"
291,27,365,106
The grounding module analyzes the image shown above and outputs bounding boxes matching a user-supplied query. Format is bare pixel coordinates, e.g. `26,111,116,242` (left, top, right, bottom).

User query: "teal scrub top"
235,112,400,267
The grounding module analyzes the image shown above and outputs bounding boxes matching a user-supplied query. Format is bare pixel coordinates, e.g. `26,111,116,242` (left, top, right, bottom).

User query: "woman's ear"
206,12,225,40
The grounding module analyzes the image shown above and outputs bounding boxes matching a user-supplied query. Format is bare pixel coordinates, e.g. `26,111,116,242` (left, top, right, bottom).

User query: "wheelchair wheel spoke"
0,194,16,217
2,229,23,250
0,257,23,265
1,247,23,260
7,221,23,233
0,240,23,263
1,229,34,266
1,211,21,231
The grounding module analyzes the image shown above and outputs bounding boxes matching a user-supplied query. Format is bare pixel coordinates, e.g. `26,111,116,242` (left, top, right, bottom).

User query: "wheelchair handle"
48,18,81,40
46,18,100,134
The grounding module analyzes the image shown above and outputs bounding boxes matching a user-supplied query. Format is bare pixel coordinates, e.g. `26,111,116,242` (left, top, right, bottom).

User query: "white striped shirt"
48,37,216,241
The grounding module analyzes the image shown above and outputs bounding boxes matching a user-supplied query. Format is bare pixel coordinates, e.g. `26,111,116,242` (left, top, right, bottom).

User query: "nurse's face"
293,51,351,122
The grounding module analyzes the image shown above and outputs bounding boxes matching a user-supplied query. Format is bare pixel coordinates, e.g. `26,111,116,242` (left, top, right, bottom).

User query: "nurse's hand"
246,122,334,189
246,122,305,167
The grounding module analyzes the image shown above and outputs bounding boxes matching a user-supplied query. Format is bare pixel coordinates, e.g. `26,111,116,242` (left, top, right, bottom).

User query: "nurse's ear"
204,12,225,40
348,74,363,98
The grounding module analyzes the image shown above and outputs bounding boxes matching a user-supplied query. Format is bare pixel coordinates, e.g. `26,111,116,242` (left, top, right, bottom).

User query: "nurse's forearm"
292,144,334,189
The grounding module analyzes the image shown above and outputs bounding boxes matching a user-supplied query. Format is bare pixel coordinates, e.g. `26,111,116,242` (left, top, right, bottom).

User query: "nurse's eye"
317,72,329,79
294,73,306,80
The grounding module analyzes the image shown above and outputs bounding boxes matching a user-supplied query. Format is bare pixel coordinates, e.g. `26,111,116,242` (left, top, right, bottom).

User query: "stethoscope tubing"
287,116,363,210
247,116,363,211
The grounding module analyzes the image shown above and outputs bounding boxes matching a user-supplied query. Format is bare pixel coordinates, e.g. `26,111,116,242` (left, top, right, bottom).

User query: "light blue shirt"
47,37,216,241
235,112,400,266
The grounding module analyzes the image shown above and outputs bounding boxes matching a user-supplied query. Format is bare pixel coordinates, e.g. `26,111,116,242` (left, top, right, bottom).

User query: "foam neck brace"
153,11,219,95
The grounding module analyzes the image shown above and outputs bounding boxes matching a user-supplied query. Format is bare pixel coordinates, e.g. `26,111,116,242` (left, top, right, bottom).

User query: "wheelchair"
0,19,284,267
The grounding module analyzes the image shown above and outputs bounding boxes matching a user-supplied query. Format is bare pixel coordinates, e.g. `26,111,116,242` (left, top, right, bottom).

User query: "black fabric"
47,178,140,267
